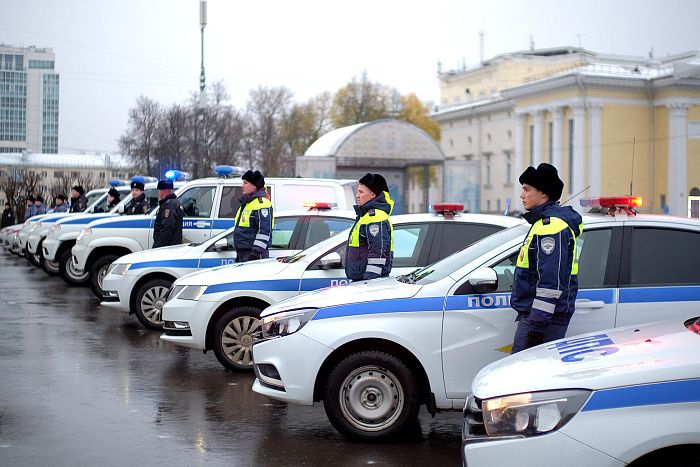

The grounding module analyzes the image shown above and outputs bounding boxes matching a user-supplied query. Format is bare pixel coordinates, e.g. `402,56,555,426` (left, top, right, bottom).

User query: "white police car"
101,205,357,329
42,180,171,285
17,187,108,262
251,197,700,441
28,182,134,274
160,209,521,372
462,315,700,467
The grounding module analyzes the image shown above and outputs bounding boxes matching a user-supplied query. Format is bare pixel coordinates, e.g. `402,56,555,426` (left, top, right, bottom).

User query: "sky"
2,0,699,153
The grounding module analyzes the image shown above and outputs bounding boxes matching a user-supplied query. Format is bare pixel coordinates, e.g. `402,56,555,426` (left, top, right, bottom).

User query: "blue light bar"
165,170,191,181
108,179,126,187
214,165,246,178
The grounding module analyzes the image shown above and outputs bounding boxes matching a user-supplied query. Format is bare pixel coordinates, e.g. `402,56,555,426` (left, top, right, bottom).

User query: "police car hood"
54,211,114,225
472,317,700,400
261,277,421,318
116,243,194,265
174,258,286,286
86,213,151,228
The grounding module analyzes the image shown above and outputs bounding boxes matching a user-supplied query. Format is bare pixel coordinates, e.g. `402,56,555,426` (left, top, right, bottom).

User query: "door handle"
575,299,605,310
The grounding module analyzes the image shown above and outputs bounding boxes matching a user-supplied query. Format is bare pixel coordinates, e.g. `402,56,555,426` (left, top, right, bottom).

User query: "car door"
294,216,355,251
428,222,506,264
298,222,436,290
440,226,620,400
615,225,700,327
150,184,217,247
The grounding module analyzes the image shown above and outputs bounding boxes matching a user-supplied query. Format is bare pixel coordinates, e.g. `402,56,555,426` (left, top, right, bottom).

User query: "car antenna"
561,186,590,207
630,137,636,196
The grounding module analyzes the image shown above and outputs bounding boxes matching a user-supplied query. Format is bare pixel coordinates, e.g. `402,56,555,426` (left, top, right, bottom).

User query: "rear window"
275,184,340,211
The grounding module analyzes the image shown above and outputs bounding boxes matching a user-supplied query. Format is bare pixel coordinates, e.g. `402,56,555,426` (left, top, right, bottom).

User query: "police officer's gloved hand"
526,331,545,349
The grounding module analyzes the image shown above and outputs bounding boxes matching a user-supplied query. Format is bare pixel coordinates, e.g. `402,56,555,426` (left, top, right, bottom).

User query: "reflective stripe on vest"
348,209,394,250
516,218,581,275
235,197,274,228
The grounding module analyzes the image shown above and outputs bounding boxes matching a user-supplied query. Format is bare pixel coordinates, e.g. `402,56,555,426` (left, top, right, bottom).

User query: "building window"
54,171,63,178
449,139,454,148
486,199,491,211
548,121,553,164
507,129,512,139
468,136,472,145
71,171,79,178
497,199,501,212
505,151,512,184
484,154,492,186
487,132,492,142
568,119,574,194
529,125,534,166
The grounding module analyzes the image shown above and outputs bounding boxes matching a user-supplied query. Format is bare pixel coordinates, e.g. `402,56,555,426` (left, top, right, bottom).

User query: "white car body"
71,176,358,276
160,212,522,370
101,207,356,328
463,316,700,467
250,211,700,439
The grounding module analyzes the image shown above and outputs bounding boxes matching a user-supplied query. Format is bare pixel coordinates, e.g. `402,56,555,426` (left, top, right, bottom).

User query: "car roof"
391,212,524,228
581,211,700,227
184,177,358,186
274,208,356,218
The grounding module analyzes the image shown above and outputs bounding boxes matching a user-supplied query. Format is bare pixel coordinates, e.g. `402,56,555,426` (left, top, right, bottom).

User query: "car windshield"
281,227,351,264
397,223,529,285
686,316,700,334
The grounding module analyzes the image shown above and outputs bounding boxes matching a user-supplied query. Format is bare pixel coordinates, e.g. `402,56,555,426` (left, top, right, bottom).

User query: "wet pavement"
0,252,464,466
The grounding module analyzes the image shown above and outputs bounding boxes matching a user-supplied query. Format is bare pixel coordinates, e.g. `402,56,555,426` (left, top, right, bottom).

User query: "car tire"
323,350,420,441
89,254,120,299
58,248,89,286
39,240,59,276
24,245,39,266
213,306,263,372
133,278,173,330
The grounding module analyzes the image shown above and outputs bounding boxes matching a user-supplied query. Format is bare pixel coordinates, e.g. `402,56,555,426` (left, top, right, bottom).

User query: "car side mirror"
215,238,229,252
467,267,498,293
117,204,125,214
320,252,342,269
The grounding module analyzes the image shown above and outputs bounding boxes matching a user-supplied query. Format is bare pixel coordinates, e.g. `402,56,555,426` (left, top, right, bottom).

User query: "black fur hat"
107,187,121,200
359,173,389,196
157,179,173,190
242,170,265,190
518,163,564,202
26,195,36,203
71,185,84,195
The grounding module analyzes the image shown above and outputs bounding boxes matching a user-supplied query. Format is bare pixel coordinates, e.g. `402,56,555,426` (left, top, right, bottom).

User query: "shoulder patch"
368,223,380,237
164,208,170,218
260,208,269,218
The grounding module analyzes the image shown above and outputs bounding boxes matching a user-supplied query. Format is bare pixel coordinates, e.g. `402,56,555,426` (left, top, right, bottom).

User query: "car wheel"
39,240,59,276
213,306,262,372
133,278,172,330
89,254,120,299
24,246,38,266
323,351,420,441
58,249,89,286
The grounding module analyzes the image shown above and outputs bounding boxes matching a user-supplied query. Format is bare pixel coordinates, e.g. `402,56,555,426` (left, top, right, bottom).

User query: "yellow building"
435,48,700,217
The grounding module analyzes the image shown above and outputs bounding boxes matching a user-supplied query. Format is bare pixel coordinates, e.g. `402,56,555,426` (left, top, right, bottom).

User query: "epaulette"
258,197,264,204
368,208,375,216
542,217,550,225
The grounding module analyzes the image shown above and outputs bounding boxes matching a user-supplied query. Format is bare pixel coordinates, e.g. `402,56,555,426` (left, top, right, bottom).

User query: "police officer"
152,179,183,248
52,194,69,213
24,195,36,220
510,163,583,354
70,186,88,213
106,187,121,211
1,201,14,228
126,177,150,215
233,170,273,263
345,173,394,282
34,196,47,216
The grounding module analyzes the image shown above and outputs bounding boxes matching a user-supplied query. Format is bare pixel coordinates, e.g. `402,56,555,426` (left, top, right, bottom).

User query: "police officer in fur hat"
106,187,121,211
52,194,69,213
70,186,88,213
152,179,183,248
345,173,394,281
233,170,273,263
126,177,150,215
510,163,583,353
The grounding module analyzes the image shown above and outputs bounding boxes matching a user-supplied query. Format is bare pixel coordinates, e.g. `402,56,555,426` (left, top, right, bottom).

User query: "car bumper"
71,243,91,271
159,298,220,350
18,232,28,249
462,430,624,467
101,272,137,312
27,233,43,254
42,237,60,261
251,332,333,406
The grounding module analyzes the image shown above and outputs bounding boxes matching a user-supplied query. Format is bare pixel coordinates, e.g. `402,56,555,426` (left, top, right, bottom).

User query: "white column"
571,102,587,203
588,102,603,196
532,110,544,166
550,107,564,172
667,103,688,216
512,112,527,208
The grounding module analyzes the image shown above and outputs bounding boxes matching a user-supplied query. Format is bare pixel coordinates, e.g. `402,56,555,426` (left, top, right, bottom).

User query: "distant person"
510,163,583,354
106,187,121,211
52,194,69,213
34,196,47,216
24,195,36,221
126,177,150,215
152,179,183,248
345,173,394,281
233,170,273,263
1,201,15,228
69,186,88,213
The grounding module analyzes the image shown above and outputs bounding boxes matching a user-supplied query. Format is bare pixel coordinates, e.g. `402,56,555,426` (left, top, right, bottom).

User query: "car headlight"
482,390,591,437
176,285,207,301
77,228,92,242
33,222,42,230
107,263,130,275
261,308,318,338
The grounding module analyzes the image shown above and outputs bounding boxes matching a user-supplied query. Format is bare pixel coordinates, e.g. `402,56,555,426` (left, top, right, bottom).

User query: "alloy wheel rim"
221,315,261,368
139,286,169,324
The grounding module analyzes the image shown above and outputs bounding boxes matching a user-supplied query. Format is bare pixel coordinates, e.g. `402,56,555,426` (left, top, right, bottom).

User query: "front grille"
162,321,192,336
463,395,487,439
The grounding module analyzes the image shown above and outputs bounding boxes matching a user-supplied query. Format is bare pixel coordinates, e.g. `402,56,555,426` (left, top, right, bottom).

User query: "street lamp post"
194,0,207,178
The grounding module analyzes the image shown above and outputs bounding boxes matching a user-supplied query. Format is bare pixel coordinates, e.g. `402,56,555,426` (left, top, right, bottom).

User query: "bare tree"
246,86,294,176
1,168,23,221
52,173,74,200
119,96,162,176
154,103,191,177
281,91,333,157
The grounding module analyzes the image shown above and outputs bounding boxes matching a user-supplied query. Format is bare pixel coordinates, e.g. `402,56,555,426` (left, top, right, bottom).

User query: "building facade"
0,44,59,154
434,47,700,217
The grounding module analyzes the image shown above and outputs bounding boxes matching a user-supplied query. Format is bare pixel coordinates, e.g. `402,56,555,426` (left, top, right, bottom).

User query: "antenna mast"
630,137,636,196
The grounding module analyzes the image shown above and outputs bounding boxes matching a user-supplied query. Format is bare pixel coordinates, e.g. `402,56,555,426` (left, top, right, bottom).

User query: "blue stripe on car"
62,215,113,225
582,378,700,411
129,259,200,270
619,286,700,303
91,219,153,228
